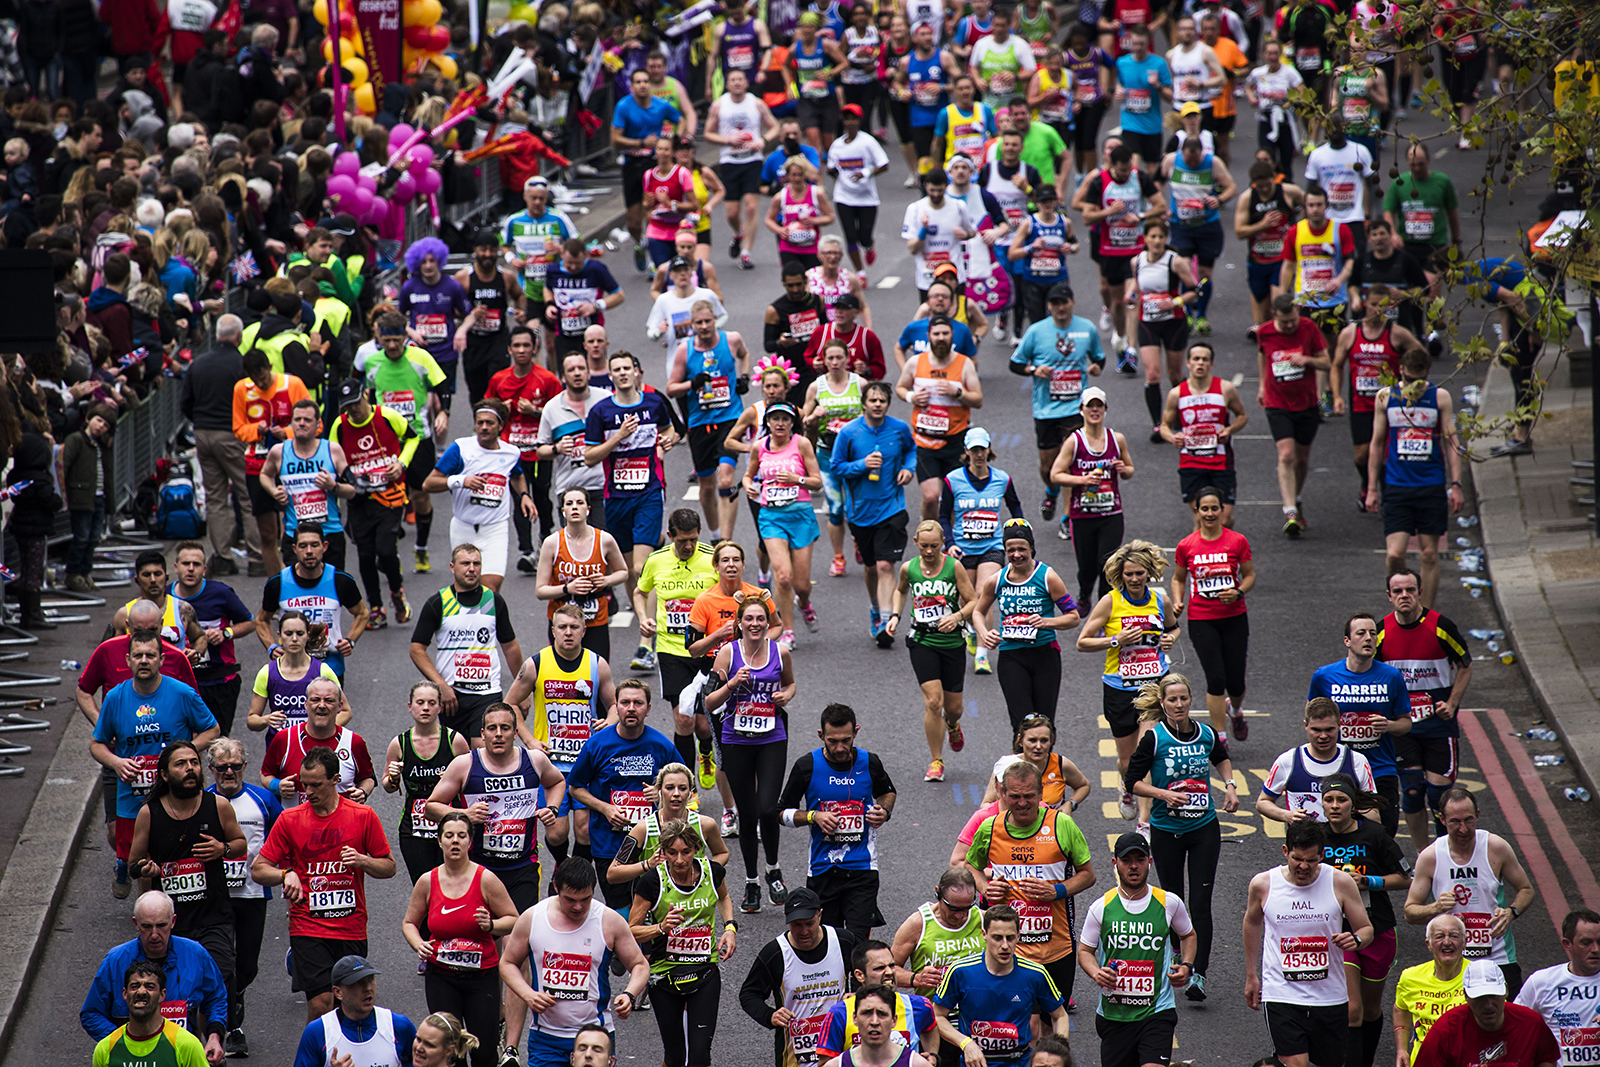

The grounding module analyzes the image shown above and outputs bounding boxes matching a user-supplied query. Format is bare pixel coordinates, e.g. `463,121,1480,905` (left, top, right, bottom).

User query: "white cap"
1081,386,1108,406
964,426,991,449
1462,959,1507,999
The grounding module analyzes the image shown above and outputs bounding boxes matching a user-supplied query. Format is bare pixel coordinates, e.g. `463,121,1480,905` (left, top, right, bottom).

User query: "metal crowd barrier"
110,380,188,512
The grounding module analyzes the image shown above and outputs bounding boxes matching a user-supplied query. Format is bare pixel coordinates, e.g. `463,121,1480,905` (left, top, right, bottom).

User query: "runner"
725,366,793,588
1308,612,1411,835
545,239,625,361
1328,56,1388,162
791,12,849,152
451,230,524,404
676,137,726,263
259,677,377,806
627,818,739,1067
642,137,698,271
1514,909,1600,1067
1394,915,1469,1066
896,23,955,176
607,762,731,886
1256,295,1334,538
714,0,773,94
536,355,612,533
1112,27,1172,173
1051,387,1133,603
971,8,1036,114
973,717,1092,820
632,510,718,767
1236,159,1305,331
1007,187,1080,330
166,542,254,734
802,341,867,580
887,520,977,782
736,887,858,1067
1330,286,1420,508
1258,698,1380,825
1382,144,1461,281
1077,540,1176,825
1246,42,1306,178
244,611,347,740
381,681,469,883
828,106,892,274
881,16,923,183
1243,819,1375,1067
259,398,355,572
974,519,1080,731
251,745,396,1021
897,281,983,368
504,176,578,316
839,6,883,153
830,381,916,648
1171,485,1254,737
1072,143,1163,371
938,426,1024,676
647,258,728,354
933,911,1070,1064
1160,135,1236,337
902,168,976,300
408,544,523,744
1404,787,1536,998
897,316,983,522
484,327,564,575
1303,120,1373,264
257,523,369,686
91,961,212,1067
1123,673,1236,1002
769,265,830,415
747,402,825,645
536,487,630,661
424,400,538,592
808,237,872,326
1348,219,1430,343
1198,13,1248,166
889,867,986,1006
399,810,520,1067
425,703,566,913
1062,27,1114,178
668,301,753,542
1128,219,1201,440
768,158,838,272
1409,962,1559,1067
1011,282,1103,522
401,238,473,400
1078,832,1198,1061
327,380,414,629
1281,179,1358,422
818,966,937,1064
232,349,310,575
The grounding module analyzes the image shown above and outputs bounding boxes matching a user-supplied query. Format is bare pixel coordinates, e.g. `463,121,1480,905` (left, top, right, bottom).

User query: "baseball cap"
785,887,823,922
669,256,695,271
1047,281,1075,303
1081,386,1108,407
1463,960,1507,999
763,401,799,424
841,103,864,118
322,213,358,236
1179,101,1203,116
331,955,381,986
1034,184,1058,201
834,293,861,310
964,426,992,450
1113,832,1151,858
336,378,366,408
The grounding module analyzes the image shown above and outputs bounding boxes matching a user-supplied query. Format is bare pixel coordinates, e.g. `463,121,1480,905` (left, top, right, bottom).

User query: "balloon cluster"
325,151,392,225
402,0,458,81
314,0,458,114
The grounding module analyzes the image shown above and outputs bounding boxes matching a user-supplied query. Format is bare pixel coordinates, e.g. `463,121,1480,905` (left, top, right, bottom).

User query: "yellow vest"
123,594,185,649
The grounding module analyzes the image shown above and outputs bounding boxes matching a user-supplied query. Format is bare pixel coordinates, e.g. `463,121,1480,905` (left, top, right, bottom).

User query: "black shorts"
1201,111,1236,136
719,160,765,200
1137,317,1190,351
622,154,654,207
553,331,586,358
441,690,500,741
493,860,542,912
687,419,737,478
1179,466,1236,504
1096,1009,1177,1067
916,440,966,482
1099,253,1137,287
247,476,281,516
1265,1001,1347,1066
808,867,883,931
1103,683,1141,738
1035,414,1085,452
1350,409,1375,447
889,99,913,144
849,510,909,567
797,94,840,135
1375,773,1401,838
1265,406,1321,446
1074,101,1108,153
406,436,438,491
186,920,237,982
291,935,369,998
1381,483,1448,537
1168,221,1225,266
1122,130,1163,163
1403,242,1448,275
911,125,937,159
1394,732,1459,779
659,651,710,708
960,548,1006,569
908,640,965,692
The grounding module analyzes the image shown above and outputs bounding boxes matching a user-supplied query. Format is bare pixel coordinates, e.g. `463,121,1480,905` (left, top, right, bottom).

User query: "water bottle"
60,659,83,671
1457,515,1480,528
1501,651,1517,665
1533,755,1566,767
1455,536,1476,548
867,449,882,482
1565,788,1592,802
1486,640,1500,652
1467,629,1504,641
1524,728,1558,741
1461,385,1481,409
1460,577,1492,589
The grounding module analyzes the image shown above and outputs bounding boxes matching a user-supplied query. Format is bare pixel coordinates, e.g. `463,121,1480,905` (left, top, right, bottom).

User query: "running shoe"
947,721,965,752
414,548,431,573
1118,791,1137,820
857,271,869,288
722,808,739,838
367,606,388,631
630,646,656,671
855,543,864,565
1136,820,1151,841
993,323,1009,345
517,551,537,574
779,629,796,650
500,1045,521,1067
866,246,877,266
634,245,647,272
1009,332,1022,348
1150,425,1164,443
973,646,992,674
902,174,918,188
1228,698,1249,742
225,1029,250,1058
1194,315,1211,336
1283,509,1304,538
875,622,894,649
1185,971,1207,1002
1296,502,1309,532
758,565,773,587
1098,307,1112,332
1118,347,1138,375
729,235,742,259
1488,438,1533,457
869,606,882,636
1457,136,1471,151
1041,490,1058,520
829,554,846,577
965,627,977,654
699,748,717,789
740,251,754,270
391,590,411,624
741,881,761,913
802,602,819,632
1319,389,1336,418
925,757,946,782
766,868,789,905
1058,517,1071,540
636,989,652,1012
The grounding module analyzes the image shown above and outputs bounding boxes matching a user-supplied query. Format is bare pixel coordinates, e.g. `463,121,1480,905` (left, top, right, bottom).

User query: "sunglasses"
213,762,245,772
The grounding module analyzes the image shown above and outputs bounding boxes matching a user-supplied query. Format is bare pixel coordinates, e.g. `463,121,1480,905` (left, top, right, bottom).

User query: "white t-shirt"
1261,744,1378,821
1514,963,1600,1066
1304,140,1375,224
1166,41,1218,107
906,0,946,43
1079,887,1195,948
647,286,728,376
1247,64,1304,114
828,132,891,208
902,197,976,290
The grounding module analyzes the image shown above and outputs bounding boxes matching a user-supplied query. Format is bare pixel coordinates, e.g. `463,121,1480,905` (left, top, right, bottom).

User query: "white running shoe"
1118,791,1138,820
1099,308,1113,332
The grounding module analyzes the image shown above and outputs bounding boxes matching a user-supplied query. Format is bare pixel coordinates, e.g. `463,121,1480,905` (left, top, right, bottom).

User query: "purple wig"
405,237,450,275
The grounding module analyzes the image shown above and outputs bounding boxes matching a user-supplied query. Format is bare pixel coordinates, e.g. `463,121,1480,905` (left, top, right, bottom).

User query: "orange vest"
549,528,609,628
984,809,1076,963
910,350,971,449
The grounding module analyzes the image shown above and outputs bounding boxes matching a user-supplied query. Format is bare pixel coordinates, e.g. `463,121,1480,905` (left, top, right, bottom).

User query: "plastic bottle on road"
1565,788,1591,802
59,659,82,671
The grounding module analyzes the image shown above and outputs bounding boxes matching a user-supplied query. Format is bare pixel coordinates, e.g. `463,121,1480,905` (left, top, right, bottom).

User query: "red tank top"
1066,427,1124,518
1176,378,1233,471
427,865,501,971
1348,322,1401,413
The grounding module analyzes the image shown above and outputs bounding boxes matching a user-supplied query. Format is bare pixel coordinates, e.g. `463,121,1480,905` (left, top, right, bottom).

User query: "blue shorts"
528,1028,578,1067
757,500,821,549
604,491,664,555
1168,220,1225,266
1248,258,1281,300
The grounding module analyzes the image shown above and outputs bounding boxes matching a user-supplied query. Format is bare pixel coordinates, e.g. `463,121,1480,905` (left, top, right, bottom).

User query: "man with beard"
128,741,248,1022
92,961,210,1067
452,229,526,404
895,317,983,521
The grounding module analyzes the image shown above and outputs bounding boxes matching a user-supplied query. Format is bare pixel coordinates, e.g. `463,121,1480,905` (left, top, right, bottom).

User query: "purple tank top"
719,639,787,745
723,18,762,75
263,659,323,745
1066,427,1125,518
1065,46,1108,105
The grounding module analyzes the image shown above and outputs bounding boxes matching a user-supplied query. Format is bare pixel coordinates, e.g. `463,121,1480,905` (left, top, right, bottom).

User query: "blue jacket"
829,415,916,527
81,936,229,1041
293,1008,417,1067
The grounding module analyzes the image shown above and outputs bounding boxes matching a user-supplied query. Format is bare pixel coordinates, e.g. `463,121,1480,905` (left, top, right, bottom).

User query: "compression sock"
674,731,696,767
698,734,715,757
1363,1018,1383,1067
1196,277,1214,317
548,839,569,865
574,841,593,863
1356,460,1369,498
1347,1026,1364,1067
1145,382,1164,426
415,512,432,548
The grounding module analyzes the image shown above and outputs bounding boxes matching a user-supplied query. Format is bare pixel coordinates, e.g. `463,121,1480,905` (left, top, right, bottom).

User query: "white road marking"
609,611,635,628
877,276,901,289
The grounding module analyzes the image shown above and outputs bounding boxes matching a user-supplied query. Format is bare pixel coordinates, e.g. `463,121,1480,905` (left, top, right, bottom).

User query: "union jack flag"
0,480,29,500
230,251,260,283
0,564,14,582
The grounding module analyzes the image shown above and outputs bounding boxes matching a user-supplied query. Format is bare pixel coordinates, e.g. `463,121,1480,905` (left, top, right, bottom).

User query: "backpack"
156,477,204,540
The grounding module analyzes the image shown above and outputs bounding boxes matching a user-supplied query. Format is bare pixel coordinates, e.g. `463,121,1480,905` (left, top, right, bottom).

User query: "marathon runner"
167,542,255,734
768,157,837,272
1072,143,1164,371
668,301,753,542
90,960,212,1067
1050,387,1133,602
1160,343,1248,528
1006,187,1079,330
452,229,524,404
1159,135,1236,337
902,169,976,302
536,487,630,661
1280,180,1355,420
896,316,983,522
327,380,415,630
1128,218,1200,440
1393,915,1468,1066
536,354,612,533
258,398,355,572
233,349,310,575
1171,484,1254,737
1513,909,1600,1067
816,940,938,1060
424,399,538,591
258,677,376,806
408,543,522,743
745,402,825,645
897,23,955,177
737,886,857,1067
973,519,1079,730
1330,286,1423,510
485,326,564,574
1308,612,1411,835
401,238,472,400
930,903,1071,1062
1256,295,1334,538
380,681,468,883
1348,219,1430,342
831,381,917,648
546,239,625,362
1258,698,1380,825
244,611,346,740
632,509,718,766
889,867,986,1009
802,340,867,580
938,426,1024,676
1010,282,1103,524
1236,160,1305,333
1409,961,1559,1067
607,762,731,886
1061,27,1114,179
828,104,891,275
1112,27,1172,173
709,67,782,270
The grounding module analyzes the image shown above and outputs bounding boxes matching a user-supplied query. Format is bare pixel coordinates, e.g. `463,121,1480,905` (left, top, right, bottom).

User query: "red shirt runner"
257,795,392,939
1175,527,1252,620
1257,317,1327,412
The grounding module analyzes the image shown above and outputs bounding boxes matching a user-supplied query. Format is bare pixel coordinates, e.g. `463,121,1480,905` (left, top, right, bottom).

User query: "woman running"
879,14,921,183
628,819,738,1067
1077,540,1177,823
401,811,520,1067
802,339,865,579
1171,485,1254,741
1049,386,1133,605
1006,184,1078,327
643,136,699,269
938,426,1022,675
887,520,977,783
673,136,727,262
766,156,836,271
413,1012,481,1067
745,402,824,646
536,486,629,660
1123,672,1237,1003
841,5,883,129
1016,0,1058,68
383,680,470,883
608,762,731,885
1061,26,1113,179
791,11,849,151
701,595,795,912
974,518,1080,730
245,610,349,741
1127,218,1199,440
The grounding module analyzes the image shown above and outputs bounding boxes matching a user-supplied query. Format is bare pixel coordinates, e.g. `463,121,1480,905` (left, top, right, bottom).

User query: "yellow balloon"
314,0,330,25
426,52,458,80
508,3,536,21
342,56,369,89
354,83,376,114
403,42,426,68
322,36,356,63
403,0,443,25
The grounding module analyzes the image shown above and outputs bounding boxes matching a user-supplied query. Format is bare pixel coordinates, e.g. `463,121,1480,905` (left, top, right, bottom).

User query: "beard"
168,774,202,799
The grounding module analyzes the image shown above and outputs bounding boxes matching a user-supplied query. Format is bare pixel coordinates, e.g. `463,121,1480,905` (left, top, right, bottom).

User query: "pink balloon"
326,173,356,199
349,186,374,217
363,197,388,226
417,167,442,195
392,171,418,204
357,173,378,194
332,151,361,177
390,123,416,146
408,144,435,175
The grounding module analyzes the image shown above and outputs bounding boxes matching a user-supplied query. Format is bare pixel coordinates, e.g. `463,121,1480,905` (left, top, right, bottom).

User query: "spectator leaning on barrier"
60,402,118,593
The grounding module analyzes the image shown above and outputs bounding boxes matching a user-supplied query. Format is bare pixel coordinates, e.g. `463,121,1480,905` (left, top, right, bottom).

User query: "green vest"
907,554,965,647
94,1021,202,1067
1094,887,1175,1022
650,857,721,975
909,900,985,974
363,347,438,437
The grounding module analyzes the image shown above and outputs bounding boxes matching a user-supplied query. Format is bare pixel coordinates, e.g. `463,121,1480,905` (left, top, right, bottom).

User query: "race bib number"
1559,1029,1600,1065
1176,196,1208,223
160,857,208,901
613,457,653,491
788,309,820,341
1272,353,1306,381
1192,569,1235,597
129,753,161,794
1397,427,1433,459
1355,373,1383,396
410,798,438,837
1030,249,1062,276
417,314,448,343
787,224,819,247
1141,291,1175,321
727,43,754,69
1294,44,1322,71
912,594,947,626
224,858,248,891
473,308,503,333
307,885,358,918
665,598,696,639
991,70,1016,92
1125,87,1152,113
802,78,831,99
1341,97,1371,124
667,923,715,960
509,420,539,451
1172,778,1211,817
1183,423,1218,455
1327,180,1357,213
765,481,800,506
1014,900,1053,944
699,375,732,408
1049,369,1082,400
790,1014,829,1063
547,702,595,763
452,651,493,691
160,1002,191,1029
733,698,778,737
1404,204,1436,241
1339,711,1381,747
1118,635,1163,681
971,1020,1021,1053
1001,615,1038,642
541,951,593,1000
1281,935,1330,980
1408,691,1437,723
1461,912,1493,958
820,799,865,842
613,790,653,825
382,390,417,418
435,938,485,970
468,473,507,509
913,80,944,106
1107,959,1157,1003
915,409,950,435
962,509,998,538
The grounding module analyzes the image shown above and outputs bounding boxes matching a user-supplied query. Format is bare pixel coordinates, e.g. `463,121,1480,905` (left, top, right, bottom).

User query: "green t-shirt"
1383,171,1458,248
359,345,447,437
906,554,966,648
94,1022,208,1067
1021,123,1068,186
637,542,718,658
